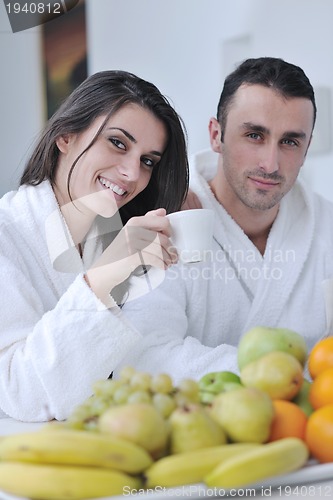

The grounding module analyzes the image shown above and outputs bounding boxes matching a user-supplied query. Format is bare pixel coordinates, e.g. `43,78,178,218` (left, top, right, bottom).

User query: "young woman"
0,70,188,422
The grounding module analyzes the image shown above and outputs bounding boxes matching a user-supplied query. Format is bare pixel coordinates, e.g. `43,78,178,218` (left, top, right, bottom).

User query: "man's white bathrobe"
0,181,141,422
119,150,333,382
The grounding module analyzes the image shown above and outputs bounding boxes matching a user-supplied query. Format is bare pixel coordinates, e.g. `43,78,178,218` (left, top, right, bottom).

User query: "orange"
305,404,333,463
309,367,333,409
268,400,307,442
308,337,333,379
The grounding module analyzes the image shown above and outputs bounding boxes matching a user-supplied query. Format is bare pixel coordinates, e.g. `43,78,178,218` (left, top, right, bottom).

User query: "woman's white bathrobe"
0,181,141,422
119,150,333,382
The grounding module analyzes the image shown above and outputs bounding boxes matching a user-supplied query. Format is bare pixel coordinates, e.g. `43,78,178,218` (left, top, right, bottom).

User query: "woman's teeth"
98,177,126,195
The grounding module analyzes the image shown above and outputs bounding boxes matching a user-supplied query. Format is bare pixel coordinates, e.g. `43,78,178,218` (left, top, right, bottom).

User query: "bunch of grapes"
65,367,200,431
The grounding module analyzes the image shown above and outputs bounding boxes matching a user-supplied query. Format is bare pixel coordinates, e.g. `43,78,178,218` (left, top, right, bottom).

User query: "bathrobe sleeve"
0,241,141,422
116,267,239,384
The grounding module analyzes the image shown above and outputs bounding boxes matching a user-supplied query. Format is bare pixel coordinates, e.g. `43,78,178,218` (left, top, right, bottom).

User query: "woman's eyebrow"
106,127,136,143
106,126,163,157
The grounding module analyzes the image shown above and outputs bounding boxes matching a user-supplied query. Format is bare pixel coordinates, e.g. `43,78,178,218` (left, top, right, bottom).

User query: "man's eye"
282,139,298,147
141,157,155,168
109,138,126,150
248,133,261,140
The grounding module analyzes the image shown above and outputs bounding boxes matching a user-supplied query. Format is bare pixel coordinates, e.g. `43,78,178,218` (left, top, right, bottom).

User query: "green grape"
152,392,177,418
88,395,112,416
130,372,152,391
150,373,174,394
118,365,137,382
113,385,134,404
92,379,124,398
174,391,197,408
127,390,151,404
178,378,200,402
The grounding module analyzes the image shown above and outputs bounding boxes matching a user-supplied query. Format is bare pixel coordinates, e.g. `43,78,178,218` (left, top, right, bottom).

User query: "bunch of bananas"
0,428,150,499
0,426,309,499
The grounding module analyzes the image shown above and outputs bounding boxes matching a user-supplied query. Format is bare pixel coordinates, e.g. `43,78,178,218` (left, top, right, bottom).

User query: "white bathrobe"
119,150,333,382
0,181,141,422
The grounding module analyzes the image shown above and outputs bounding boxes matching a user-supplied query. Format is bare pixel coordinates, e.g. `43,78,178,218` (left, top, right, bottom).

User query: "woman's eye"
141,157,155,168
109,138,126,150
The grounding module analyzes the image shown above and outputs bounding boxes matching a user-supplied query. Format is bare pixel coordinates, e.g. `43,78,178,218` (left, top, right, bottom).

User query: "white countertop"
0,418,332,500
0,417,43,435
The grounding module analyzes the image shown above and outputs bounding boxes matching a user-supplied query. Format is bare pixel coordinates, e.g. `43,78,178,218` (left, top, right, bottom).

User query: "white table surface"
0,417,333,500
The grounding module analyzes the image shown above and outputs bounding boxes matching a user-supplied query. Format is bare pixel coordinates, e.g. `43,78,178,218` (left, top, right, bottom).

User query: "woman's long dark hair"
20,70,189,223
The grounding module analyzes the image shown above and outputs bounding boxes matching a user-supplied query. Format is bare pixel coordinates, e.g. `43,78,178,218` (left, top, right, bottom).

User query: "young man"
118,57,333,381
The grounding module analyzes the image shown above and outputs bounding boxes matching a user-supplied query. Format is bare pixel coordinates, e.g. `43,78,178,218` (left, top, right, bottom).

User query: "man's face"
216,84,314,212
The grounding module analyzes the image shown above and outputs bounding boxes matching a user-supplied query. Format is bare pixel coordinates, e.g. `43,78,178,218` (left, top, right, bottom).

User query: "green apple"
210,387,274,443
292,379,314,417
199,371,241,395
238,326,308,371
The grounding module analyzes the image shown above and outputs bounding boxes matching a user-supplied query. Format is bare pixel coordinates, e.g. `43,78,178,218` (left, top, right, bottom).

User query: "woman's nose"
117,156,141,181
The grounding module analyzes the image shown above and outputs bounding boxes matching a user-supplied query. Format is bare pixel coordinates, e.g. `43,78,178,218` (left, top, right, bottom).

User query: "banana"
145,443,260,488
0,429,152,474
205,437,309,488
0,462,142,500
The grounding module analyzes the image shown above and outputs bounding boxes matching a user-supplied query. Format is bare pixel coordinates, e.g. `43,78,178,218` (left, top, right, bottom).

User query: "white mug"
167,209,214,263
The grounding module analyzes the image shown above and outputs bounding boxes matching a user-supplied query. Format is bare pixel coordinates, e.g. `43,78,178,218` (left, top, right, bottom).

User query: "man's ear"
209,118,223,153
56,134,72,153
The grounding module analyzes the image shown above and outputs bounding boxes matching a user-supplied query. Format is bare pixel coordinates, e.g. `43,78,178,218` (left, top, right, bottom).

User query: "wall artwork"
42,0,87,119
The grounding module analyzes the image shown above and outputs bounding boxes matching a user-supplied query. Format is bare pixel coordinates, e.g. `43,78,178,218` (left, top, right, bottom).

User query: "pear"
211,387,274,443
169,403,227,454
240,351,303,400
98,403,169,459
292,379,314,416
238,326,307,370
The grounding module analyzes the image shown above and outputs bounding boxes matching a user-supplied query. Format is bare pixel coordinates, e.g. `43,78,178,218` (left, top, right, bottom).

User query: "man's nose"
258,144,279,174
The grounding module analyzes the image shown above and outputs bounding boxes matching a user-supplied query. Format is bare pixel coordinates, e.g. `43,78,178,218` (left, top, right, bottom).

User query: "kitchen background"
0,0,332,200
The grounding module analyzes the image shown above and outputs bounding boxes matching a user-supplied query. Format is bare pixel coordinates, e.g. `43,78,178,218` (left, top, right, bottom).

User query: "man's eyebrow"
106,127,137,143
282,130,307,140
241,122,307,140
241,122,270,135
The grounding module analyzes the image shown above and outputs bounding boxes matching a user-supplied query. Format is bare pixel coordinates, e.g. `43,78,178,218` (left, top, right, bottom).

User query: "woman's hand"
85,208,177,306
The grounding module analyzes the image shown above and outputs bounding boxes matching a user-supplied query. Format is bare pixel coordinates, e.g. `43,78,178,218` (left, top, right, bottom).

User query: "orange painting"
42,0,87,118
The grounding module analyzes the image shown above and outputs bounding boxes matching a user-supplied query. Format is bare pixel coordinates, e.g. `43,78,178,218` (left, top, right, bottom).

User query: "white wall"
0,0,44,195
1,0,333,201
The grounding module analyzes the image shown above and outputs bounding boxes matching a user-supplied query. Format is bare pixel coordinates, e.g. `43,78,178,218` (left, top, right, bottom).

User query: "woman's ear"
56,134,71,153
209,118,223,153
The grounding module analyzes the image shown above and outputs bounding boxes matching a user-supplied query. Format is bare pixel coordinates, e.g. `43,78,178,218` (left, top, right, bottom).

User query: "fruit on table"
268,400,308,442
199,371,241,394
169,403,227,454
98,402,169,459
238,326,307,370
0,428,152,474
66,368,200,429
145,442,260,488
305,403,333,463
308,336,333,379
292,379,314,416
210,386,274,443
0,461,142,500
309,366,333,409
204,437,309,488
240,351,303,400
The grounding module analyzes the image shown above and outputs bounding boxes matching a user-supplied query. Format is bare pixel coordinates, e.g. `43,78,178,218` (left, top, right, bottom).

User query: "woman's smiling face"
55,103,167,218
